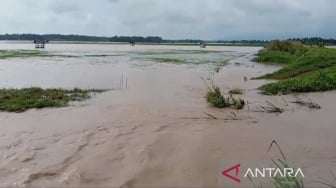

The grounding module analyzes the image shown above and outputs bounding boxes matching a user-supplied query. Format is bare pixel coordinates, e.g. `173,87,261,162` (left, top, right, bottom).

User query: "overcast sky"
0,0,335,40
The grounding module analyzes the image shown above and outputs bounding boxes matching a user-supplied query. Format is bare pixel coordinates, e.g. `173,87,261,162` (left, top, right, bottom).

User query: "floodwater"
0,42,335,187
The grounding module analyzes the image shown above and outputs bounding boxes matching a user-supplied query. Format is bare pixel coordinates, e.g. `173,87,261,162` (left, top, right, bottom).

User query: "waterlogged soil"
0,43,335,187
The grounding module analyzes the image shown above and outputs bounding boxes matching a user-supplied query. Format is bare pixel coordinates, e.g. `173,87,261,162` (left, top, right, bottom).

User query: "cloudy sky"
0,0,335,40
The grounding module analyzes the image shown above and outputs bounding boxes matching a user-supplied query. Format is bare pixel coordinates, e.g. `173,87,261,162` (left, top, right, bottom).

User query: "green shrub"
206,86,245,109
267,40,308,56
206,86,227,108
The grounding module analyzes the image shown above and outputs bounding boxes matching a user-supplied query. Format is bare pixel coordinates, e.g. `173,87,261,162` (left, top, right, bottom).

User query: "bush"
206,86,245,109
267,40,308,56
206,86,227,108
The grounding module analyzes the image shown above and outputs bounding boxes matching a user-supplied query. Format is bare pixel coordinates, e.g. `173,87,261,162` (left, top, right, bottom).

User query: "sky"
0,0,335,40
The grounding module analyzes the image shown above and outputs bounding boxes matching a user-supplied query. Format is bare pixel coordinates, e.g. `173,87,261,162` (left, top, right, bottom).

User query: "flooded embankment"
0,43,335,187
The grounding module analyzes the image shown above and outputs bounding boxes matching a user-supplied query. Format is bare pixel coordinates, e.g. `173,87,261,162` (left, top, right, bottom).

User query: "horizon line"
1,33,335,41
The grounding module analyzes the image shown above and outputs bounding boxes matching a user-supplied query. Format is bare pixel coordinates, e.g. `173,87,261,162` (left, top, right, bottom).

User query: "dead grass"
256,101,284,113
290,96,321,109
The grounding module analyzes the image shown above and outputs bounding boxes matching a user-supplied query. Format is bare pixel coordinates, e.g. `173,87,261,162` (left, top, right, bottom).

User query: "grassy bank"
0,87,105,112
253,40,336,95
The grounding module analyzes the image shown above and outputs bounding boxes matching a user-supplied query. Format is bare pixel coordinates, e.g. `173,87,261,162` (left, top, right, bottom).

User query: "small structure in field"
33,40,48,48
130,41,135,46
200,41,207,48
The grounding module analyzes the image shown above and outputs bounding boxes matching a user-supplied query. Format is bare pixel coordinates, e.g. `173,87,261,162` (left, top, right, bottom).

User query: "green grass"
0,50,50,59
206,86,227,108
259,69,336,95
266,40,308,55
0,87,105,112
253,51,296,65
206,86,245,109
254,40,336,94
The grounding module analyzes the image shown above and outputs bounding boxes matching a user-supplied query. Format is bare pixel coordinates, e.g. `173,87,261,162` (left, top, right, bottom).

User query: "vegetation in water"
248,140,336,188
138,49,224,56
228,88,244,95
206,86,245,109
150,56,229,66
268,140,304,188
152,57,185,64
0,50,50,59
0,87,105,112
253,40,336,95
256,101,284,113
290,96,321,109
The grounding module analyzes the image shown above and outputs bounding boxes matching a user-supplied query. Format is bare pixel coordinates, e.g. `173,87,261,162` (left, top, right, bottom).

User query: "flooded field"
0,42,336,187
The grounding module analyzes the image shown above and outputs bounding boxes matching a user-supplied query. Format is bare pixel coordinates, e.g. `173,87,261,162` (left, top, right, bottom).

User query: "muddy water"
0,43,335,187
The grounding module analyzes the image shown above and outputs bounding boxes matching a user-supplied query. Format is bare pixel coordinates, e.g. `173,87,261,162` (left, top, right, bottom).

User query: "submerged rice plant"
267,140,304,188
205,85,245,109
256,101,284,113
316,171,336,188
290,96,321,109
229,88,244,95
206,86,228,108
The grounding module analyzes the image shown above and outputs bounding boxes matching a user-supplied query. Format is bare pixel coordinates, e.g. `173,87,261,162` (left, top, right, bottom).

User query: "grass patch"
138,50,223,55
0,87,105,112
151,57,229,66
266,40,308,55
206,86,245,109
252,51,295,65
206,86,227,108
215,59,230,66
83,54,122,57
151,57,186,64
259,70,336,95
254,40,336,94
0,50,50,59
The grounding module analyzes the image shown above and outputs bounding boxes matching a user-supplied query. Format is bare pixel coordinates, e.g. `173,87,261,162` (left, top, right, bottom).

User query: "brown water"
0,43,335,187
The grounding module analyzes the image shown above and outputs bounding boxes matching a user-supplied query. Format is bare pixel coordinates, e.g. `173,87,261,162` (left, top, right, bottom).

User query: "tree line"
0,34,163,43
0,34,335,45
0,34,110,42
288,37,336,45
